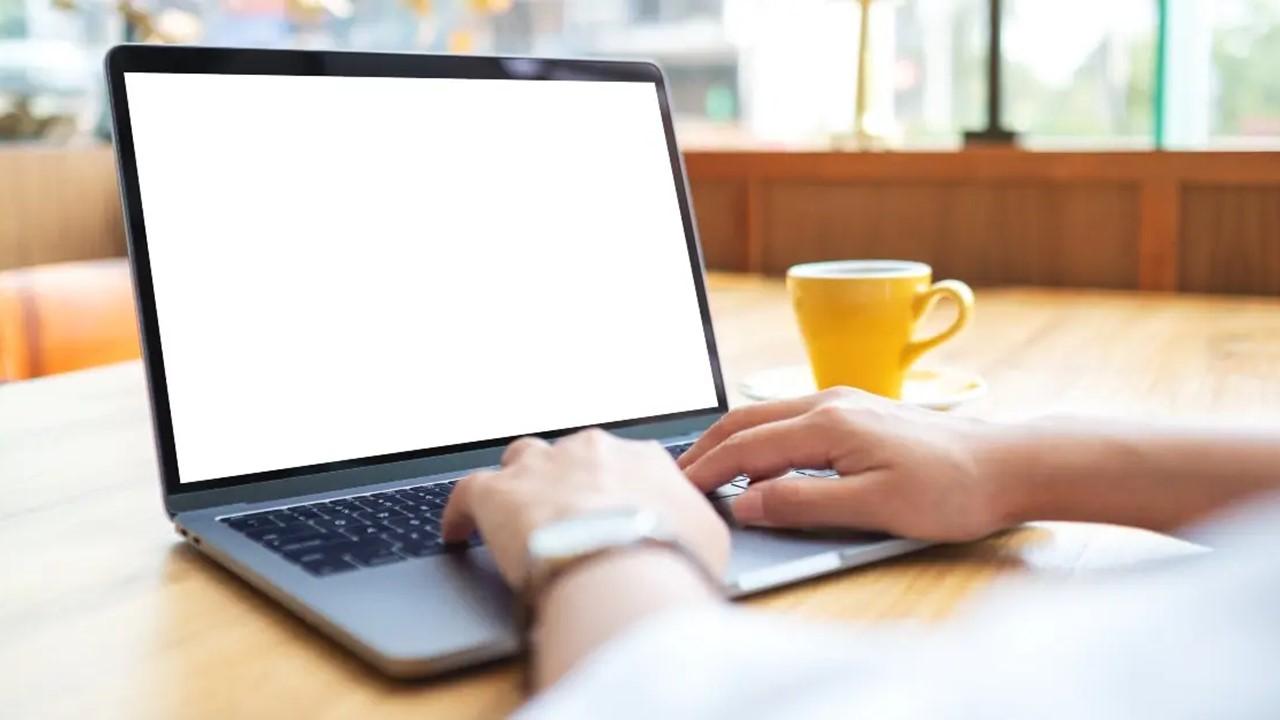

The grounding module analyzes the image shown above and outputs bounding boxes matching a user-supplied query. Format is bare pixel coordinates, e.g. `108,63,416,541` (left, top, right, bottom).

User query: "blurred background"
2,0,1280,382
2,0,1279,149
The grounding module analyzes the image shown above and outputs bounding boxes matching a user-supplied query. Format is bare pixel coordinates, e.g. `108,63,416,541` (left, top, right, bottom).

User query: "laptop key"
794,468,839,478
343,539,403,567
396,539,445,558
708,484,745,500
339,523,386,540
285,545,343,563
395,502,432,517
311,516,359,532
384,516,428,532
666,442,694,459
261,510,299,525
274,531,343,553
280,535,353,556
299,556,359,576
387,528,437,543
242,522,313,542
354,508,408,524
383,496,422,511
224,513,281,530
316,502,358,518
349,497,386,512
285,506,324,521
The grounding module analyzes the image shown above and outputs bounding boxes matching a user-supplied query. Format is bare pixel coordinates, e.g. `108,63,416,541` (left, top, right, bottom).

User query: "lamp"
964,0,1018,146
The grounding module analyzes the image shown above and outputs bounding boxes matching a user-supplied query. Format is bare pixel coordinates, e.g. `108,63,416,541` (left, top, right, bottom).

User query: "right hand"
678,387,1019,542
442,429,731,590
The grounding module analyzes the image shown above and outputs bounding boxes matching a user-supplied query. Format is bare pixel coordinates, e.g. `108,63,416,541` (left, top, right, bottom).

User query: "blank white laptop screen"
123,72,719,484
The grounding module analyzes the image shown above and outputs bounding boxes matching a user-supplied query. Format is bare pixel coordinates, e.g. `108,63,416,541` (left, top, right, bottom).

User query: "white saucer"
739,365,987,411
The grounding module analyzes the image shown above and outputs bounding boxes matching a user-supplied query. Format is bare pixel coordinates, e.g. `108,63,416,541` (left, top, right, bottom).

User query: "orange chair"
0,258,141,382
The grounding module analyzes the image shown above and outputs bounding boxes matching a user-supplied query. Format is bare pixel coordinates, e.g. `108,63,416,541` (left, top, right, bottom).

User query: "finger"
731,474,889,530
745,471,790,487
502,436,550,466
678,395,835,469
440,470,491,541
683,410,863,492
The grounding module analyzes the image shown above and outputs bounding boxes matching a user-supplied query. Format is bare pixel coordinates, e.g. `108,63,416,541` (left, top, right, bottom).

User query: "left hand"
678,387,1014,542
441,429,731,590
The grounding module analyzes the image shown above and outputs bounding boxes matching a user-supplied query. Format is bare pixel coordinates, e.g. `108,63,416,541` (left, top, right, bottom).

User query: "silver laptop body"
106,45,927,678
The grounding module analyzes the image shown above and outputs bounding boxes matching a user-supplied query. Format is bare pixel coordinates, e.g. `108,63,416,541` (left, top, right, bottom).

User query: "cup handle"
901,279,974,368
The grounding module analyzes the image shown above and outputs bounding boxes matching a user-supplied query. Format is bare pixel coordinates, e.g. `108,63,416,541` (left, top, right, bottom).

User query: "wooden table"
6,275,1280,719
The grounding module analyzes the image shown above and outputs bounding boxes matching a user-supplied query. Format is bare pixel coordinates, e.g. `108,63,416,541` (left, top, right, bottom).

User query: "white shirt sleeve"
516,605,918,720
516,498,1280,720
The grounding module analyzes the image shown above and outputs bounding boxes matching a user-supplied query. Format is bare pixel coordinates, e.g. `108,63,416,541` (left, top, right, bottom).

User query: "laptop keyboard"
665,441,694,460
220,479,475,576
221,441,704,578
669,439,756,500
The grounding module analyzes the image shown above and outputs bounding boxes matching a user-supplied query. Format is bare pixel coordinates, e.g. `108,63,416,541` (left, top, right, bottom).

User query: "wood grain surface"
5,276,1280,719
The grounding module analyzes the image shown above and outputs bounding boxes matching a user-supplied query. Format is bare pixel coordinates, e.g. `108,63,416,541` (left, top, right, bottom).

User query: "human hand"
678,388,1017,542
442,429,731,590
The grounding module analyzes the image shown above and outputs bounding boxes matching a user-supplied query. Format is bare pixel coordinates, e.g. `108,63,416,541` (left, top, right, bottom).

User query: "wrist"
527,536,723,606
975,420,1048,527
980,417,1141,526
530,545,723,689
537,544,722,612
522,507,721,598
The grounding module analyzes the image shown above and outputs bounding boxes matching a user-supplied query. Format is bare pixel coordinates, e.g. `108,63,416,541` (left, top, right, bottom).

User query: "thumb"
732,474,888,531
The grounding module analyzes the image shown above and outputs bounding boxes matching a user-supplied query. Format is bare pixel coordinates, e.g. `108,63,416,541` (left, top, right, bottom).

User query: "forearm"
530,547,724,690
992,419,1280,531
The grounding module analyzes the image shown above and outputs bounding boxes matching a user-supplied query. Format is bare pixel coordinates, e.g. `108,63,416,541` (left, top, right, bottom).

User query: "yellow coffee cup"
786,260,974,399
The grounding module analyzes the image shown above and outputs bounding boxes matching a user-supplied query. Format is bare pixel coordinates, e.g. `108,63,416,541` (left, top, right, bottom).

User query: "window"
2,0,1279,150
1205,0,1280,148
1004,0,1156,149
890,0,988,149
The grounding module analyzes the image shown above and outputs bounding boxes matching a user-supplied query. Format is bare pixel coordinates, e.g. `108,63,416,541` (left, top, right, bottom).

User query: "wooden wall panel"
1051,184,1140,288
684,150,1280,294
1180,185,1280,295
0,146,124,271
688,180,748,271
758,182,1138,287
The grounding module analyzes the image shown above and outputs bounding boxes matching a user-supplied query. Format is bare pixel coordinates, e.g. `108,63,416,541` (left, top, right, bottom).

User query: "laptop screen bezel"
105,45,729,502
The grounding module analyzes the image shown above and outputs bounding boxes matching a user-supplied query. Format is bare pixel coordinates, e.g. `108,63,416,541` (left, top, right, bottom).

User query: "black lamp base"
964,127,1019,147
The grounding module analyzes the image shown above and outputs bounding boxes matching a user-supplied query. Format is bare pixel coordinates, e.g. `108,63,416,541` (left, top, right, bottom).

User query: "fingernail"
733,491,763,524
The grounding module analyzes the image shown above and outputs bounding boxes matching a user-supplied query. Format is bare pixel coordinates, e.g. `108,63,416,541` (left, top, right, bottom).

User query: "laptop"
105,45,928,677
